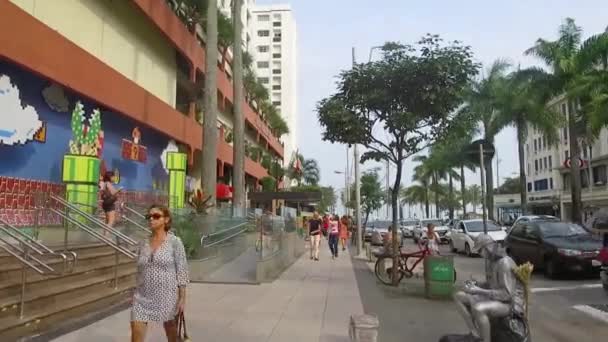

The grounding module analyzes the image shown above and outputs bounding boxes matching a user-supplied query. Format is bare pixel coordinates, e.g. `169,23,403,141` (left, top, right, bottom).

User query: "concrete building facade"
251,4,298,167
524,96,608,221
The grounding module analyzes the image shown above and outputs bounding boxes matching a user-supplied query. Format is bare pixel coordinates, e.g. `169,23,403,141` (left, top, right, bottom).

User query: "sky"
257,0,608,217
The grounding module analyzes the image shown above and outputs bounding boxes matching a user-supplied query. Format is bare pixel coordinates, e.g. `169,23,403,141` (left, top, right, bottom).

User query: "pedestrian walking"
322,214,330,237
425,223,441,255
308,212,322,261
99,171,121,236
339,215,349,251
131,205,189,342
328,215,340,259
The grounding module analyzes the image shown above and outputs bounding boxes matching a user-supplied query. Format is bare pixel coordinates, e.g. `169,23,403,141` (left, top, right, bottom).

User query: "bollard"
349,314,379,342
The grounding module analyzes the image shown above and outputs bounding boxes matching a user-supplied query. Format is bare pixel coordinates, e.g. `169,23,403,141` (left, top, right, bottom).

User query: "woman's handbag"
177,312,190,342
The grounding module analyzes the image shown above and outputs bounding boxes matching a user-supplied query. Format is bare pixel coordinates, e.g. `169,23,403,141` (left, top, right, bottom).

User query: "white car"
450,219,507,257
400,219,420,238
413,218,450,244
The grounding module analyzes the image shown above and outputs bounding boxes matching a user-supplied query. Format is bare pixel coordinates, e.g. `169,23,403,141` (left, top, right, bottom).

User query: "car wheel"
465,243,472,257
544,258,558,279
450,240,457,253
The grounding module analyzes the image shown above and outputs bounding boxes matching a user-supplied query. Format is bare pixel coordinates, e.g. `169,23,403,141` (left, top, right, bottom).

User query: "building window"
273,76,281,84
563,127,568,142
257,30,270,37
257,14,270,21
273,37,281,42
534,179,549,191
272,69,281,74
272,85,281,90
550,177,554,189
257,61,269,68
565,150,569,160
273,13,281,20
272,53,282,59
583,147,588,159
258,77,269,84
542,136,546,149
535,160,539,172
272,101,281,106
543,157,547,170
273,21,281,27
258,45,269,53
527,182,532,192
548,156,552,169
534,139,537,151
593,165,607,185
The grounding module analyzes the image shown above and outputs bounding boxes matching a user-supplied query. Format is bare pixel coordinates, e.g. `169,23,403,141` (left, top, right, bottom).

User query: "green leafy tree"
317,38,478,285
525,18,608,223
493,68,560,213
288,153,320,186
401,185,428,218
465,184,482,213
497,176,521,194
347,169,384,226
464,59,511,220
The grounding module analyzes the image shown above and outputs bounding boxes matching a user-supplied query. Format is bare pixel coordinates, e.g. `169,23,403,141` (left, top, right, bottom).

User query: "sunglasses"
145,213,164,221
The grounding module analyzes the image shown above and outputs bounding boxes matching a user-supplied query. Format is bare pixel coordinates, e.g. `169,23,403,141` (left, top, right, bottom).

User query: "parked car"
400,219,420,238
413,218,449,244
450,219,507,257
505,221,602,279
509,215,559,233
366,220,391,246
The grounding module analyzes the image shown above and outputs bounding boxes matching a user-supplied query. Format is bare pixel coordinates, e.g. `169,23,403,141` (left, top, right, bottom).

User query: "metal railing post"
113,237,120,289
19,243,28,319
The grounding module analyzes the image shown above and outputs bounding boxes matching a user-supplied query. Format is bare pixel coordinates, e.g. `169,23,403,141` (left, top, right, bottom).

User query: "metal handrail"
203,226,249,248
49,208,137,258
0,219,74,273
121,203,146,220
0,237,51,274
200,222,248,246
49,194,137,246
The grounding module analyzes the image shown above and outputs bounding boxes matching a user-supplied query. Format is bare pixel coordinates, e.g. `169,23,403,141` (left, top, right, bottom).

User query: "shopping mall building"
0,0,284,226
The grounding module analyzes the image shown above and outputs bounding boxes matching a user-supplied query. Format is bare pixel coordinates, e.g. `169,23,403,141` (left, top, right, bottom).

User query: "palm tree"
525,18,606,223
465,60,511,220
401,185,428,218
493,67,561,214
466,185,482,213
412,156,432,218
231,0,245,216
201,0,219,205
288,153,320,186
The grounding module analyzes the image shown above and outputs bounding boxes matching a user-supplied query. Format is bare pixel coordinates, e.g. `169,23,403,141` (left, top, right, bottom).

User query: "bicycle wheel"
374,255,404,285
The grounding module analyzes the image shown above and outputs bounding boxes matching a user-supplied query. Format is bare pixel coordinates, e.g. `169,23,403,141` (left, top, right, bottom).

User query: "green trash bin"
424,255,455,299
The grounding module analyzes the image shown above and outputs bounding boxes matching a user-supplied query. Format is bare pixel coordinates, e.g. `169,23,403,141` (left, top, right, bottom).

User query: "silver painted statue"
453,234,529,342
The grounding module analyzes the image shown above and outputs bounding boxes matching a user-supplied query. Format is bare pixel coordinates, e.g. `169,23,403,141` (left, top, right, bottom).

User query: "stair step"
0,249,134,286
0,260,135,309
0,277,133,341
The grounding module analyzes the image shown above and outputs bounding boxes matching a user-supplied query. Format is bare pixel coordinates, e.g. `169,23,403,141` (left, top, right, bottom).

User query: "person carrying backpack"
99,171,121,235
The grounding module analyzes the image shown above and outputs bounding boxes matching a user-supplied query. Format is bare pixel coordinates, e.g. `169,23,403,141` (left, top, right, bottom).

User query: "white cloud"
161,140,179,174
42,83,69,113
0,74,42,145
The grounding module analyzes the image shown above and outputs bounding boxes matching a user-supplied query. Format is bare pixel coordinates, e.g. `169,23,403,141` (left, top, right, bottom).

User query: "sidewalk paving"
54,245,364,342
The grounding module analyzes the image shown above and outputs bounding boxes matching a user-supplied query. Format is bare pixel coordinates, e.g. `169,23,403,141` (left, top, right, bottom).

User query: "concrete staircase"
0,243,137,341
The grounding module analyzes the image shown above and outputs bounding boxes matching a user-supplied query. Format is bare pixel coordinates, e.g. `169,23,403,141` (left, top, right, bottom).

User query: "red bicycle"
374,241,456,285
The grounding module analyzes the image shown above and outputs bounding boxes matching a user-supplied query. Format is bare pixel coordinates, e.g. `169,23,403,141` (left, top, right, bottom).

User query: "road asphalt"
352,240,608,342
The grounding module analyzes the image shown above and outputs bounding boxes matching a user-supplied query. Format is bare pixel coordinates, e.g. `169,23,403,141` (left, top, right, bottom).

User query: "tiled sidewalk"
54,245,364,342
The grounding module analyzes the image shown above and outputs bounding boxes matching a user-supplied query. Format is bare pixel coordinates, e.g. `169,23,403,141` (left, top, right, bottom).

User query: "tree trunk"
391,158,403,286
517,118,528,215
202,0,219,206
424,181,430,218
460,164,466,215
568,101,583,224
364,210,370,228
448,172,454,220
433,173,440,218
232,0,245,217
485,159,495,221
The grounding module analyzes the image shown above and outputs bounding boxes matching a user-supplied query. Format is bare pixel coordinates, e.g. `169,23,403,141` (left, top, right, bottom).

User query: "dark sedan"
505,221,602,279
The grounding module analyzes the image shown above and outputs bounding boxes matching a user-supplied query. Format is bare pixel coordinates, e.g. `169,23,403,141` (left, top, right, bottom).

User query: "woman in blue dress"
130,204,189,342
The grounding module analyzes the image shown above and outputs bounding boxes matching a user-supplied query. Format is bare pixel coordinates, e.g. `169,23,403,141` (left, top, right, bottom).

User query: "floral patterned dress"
131,234,189,322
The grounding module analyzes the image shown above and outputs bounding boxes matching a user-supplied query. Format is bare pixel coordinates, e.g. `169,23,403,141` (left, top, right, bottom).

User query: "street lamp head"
334,171,344,174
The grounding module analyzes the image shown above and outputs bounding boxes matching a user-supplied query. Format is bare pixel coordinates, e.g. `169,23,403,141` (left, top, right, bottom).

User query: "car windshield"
421,219,442,226
402,220,418,226
531,216,559,222
465,221,502,232
539,222,588,237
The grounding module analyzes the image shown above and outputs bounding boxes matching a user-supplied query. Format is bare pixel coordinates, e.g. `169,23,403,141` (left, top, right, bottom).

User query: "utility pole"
496,155,501,190
386,160,390,219
232,0,245,217
353,47,362,256
480,144,487,234
345,146,350,215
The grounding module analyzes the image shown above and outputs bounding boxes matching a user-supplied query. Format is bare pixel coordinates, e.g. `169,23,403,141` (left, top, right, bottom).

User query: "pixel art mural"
0,75,43,145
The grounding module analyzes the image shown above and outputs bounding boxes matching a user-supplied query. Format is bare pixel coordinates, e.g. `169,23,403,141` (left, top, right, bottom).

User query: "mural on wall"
63,102,102,219
121,127,148,163
0,74,43,145
42,83,69,113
